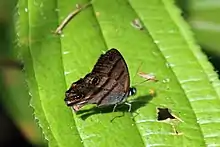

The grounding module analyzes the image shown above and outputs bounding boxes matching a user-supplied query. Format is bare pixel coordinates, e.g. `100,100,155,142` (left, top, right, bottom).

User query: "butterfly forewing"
65,48,132,111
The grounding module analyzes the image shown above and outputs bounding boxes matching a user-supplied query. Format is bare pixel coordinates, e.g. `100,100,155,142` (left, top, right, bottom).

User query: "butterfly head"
129,87,137,96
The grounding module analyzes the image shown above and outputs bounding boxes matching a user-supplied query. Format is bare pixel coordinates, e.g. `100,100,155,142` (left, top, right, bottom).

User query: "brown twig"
55,2,92,34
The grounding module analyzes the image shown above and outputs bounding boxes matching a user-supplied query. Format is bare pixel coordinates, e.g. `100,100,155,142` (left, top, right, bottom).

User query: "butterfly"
64,48,136,112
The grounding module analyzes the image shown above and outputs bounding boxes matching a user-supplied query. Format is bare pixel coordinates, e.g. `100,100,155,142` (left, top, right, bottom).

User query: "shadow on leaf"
77,94,153,120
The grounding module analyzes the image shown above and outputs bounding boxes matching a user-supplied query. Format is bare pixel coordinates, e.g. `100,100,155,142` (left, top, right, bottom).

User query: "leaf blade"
16,0,220,146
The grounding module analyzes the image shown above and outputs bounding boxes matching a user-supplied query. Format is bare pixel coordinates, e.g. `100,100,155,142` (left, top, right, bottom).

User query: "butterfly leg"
125,102,132,112
112,104,118,112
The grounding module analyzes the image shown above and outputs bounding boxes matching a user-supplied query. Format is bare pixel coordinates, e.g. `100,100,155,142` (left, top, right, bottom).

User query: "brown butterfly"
64,48,136,112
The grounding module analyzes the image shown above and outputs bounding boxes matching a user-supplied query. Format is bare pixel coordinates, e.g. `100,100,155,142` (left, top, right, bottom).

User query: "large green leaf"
16,0,220,146
188,0,220,55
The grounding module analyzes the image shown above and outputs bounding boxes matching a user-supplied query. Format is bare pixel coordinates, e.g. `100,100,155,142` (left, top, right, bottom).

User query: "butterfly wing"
64,48,131,111
89,49,130,106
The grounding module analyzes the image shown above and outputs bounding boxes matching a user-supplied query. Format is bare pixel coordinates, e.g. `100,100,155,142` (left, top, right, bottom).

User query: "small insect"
138,72,158,82
64,49,136,112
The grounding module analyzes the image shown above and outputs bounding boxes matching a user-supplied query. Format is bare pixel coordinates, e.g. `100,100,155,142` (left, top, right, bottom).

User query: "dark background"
0,0,220,146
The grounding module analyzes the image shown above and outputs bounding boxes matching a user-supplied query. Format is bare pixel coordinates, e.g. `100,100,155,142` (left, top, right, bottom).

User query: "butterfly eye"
129,87,137,96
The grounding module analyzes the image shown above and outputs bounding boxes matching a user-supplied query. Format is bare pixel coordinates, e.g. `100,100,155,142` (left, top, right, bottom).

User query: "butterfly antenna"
131,61,143,85
131,61,149,87
132,79,149,87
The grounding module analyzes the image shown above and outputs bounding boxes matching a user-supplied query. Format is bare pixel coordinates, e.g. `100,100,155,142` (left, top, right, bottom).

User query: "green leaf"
0,69,45,145
0,0,45,145
188,0,220,55
15,0,220,146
